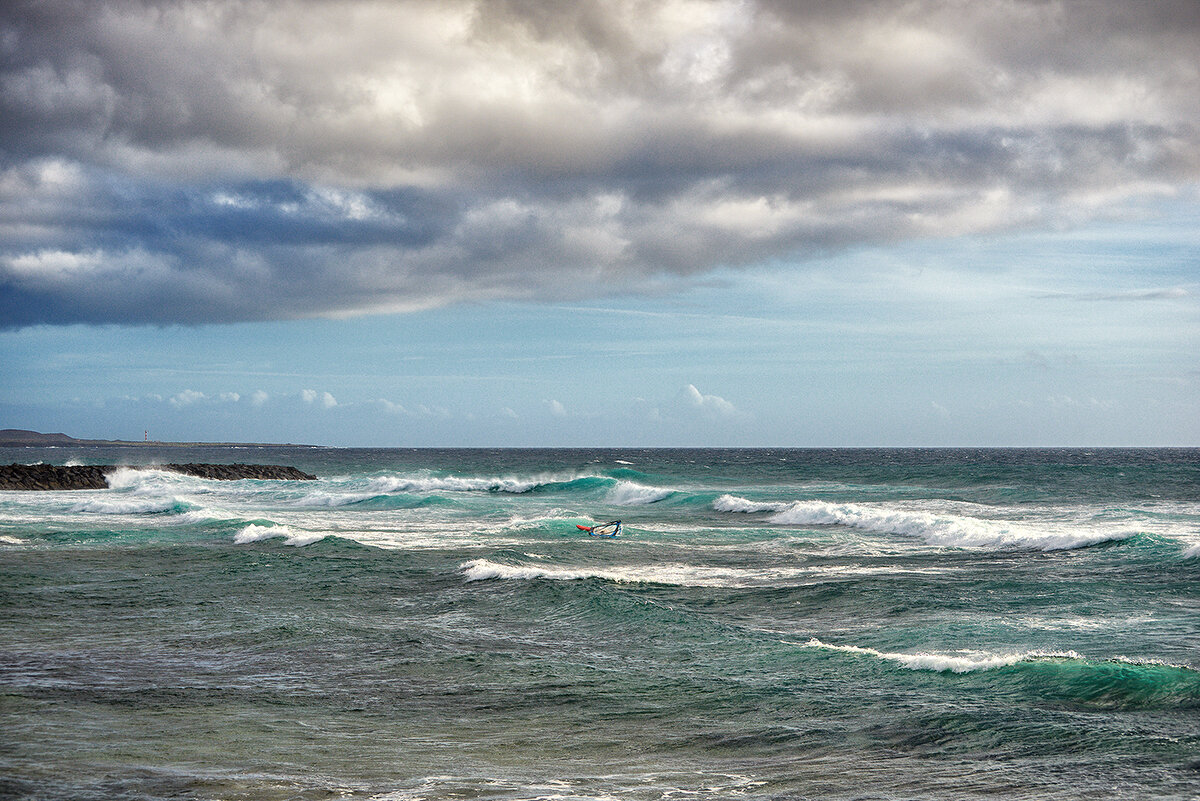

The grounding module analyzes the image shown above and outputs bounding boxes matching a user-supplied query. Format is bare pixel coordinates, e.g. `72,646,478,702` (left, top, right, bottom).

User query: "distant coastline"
0,429,314,448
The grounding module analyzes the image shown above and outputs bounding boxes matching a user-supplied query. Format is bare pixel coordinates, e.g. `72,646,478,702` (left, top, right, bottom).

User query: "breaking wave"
715,495,1134,551
802,637,1050,673
234,523,325,547
364,472,598,495
458,559,944,588
801,637,1200,709
606,480,674,505
71,496,195,515
460,558,795,587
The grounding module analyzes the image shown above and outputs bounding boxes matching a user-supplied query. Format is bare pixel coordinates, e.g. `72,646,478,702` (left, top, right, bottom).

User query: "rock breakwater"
0,463,317,491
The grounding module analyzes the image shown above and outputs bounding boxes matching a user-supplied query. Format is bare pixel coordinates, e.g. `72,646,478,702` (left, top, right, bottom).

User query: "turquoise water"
1,447,1198,800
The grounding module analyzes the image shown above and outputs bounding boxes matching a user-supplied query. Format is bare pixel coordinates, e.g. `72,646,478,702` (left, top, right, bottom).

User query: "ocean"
1,446,1198,800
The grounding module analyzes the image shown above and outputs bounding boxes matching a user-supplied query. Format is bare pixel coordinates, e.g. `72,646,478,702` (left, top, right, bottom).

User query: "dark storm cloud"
1,0,1198,326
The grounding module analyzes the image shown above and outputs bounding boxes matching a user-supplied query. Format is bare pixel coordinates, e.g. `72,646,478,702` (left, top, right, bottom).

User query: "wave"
0,535,26,545
802,637,1049,673
458,559,946,587
364,471,595,495
234,523,325,547
606,480,673,505
71,496,195,515
715,495,1133,551
104,467,193,491
1184,542,1200,558
461,558,794,587
802,638,1200,709
713,495,787,514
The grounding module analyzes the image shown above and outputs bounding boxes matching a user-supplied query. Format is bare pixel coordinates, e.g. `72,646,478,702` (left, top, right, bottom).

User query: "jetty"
0,463,317,491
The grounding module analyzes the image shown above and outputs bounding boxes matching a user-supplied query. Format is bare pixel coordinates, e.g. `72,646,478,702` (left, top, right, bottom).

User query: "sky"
1,0,1197,447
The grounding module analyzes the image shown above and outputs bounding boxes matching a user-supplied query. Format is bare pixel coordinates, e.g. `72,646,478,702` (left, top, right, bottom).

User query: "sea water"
1,447,1197,800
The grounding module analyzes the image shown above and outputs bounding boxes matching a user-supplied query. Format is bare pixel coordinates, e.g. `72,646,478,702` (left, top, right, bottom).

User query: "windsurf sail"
577,520,622,537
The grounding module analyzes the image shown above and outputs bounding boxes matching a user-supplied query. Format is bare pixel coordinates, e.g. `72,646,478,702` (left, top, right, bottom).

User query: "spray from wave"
364,471,595,495
606,480,673,505
234,523,325,547
457,559,913,588
715,495,1134,551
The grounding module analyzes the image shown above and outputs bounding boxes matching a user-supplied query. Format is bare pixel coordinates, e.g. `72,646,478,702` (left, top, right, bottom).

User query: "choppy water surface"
2,447,1198,799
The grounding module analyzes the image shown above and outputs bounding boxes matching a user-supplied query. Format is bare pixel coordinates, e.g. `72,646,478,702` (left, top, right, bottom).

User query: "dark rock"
0,463,316,490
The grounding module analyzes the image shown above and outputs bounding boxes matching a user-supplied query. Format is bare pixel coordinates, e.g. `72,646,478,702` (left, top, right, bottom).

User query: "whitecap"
713,494,787,513
367,473,549,494
458,559,880,588
726,497,1132,552
71,495,190,515
606,480,672,505
1183,542,1200,558
234,523,325,547
801,637,1081,673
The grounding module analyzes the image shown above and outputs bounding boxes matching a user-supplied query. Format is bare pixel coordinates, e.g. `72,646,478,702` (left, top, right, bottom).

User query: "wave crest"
71,496,193,515
234,523,325,547
716,496,1132,551
802,637,1044,673
606,480,673,505
802,637,1200,709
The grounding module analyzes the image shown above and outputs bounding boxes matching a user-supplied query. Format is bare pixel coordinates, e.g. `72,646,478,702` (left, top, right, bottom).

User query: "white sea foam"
1183,542,1200,558
716,495,1133,551
461,558,794,586
801,638,1083,673
458,559,943,587
234,523,325,547
366,473,563,494
292,489,377,507
103,467,186,491
0,535,26,545
71,495,188,515
606,480,672,505
713,494,786,513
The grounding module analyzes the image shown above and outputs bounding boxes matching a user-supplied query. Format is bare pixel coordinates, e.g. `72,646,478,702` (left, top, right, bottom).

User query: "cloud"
169,389,205,408
249,390,269,407
674,384,737,418
1035,287,1191,302
1,0,1198,327
547,399,567,418
301,389,338,408
374,398,408,414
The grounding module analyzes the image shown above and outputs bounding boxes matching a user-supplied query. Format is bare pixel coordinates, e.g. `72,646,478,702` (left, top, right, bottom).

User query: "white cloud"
300,389,336,407
249,390,269,406
675,384,737,418
375,398,407,414
169,389,205,408
547,399,567,418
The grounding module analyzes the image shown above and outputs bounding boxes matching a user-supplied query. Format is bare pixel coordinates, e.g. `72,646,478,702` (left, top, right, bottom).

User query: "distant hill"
0,429,87,446
0,429,310,447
